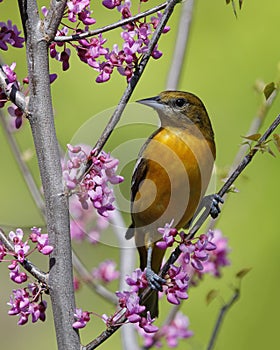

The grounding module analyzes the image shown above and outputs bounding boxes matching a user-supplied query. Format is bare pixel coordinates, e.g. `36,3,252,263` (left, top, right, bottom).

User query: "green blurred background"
1,0,280,349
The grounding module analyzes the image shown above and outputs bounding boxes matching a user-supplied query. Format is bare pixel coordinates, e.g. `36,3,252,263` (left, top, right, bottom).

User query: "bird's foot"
208,193,224,219
145,267,166,292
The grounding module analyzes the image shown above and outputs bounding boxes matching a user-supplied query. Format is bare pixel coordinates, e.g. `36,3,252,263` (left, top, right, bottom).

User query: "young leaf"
273,134,280,152
263,82,276,100
242,133,261,141
236,268,252,279
206,289,219,305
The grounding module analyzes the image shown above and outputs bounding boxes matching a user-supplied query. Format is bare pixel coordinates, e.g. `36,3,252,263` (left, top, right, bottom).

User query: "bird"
126,90,217,318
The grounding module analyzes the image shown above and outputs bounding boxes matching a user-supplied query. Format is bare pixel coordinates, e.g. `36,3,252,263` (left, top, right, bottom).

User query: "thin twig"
206,288,240,350
54,2,168,42
165,0,194,90
0,228,48,285
207,83,278,231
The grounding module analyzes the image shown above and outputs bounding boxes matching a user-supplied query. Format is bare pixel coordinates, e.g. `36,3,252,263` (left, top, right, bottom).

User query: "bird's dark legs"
145,246,166,291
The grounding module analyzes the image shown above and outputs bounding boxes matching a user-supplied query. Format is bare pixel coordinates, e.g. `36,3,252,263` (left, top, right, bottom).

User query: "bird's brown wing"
126,129,162,240
125,157,148,240
131,128,162,203
131,156,149,204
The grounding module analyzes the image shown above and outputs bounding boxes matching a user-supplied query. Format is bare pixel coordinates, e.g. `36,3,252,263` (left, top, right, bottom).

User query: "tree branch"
0,228,48,285
17,0,80,348
207,85,278,232
54,2,168,43
206,288,240,350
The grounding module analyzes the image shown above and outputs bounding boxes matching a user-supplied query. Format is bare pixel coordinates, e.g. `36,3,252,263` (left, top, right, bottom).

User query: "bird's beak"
136,96,163,111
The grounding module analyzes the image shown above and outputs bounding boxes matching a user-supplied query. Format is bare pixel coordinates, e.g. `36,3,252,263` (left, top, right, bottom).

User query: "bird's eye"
174,98,186,108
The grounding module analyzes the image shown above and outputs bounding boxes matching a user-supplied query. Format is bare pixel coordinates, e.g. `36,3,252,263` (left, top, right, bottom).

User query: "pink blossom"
92,260,120,283
0,20,24,51
165,265,189,305
156,220,178,249
73,308,91,329
7,284,47,325
63,145,123,218
161,312,193,347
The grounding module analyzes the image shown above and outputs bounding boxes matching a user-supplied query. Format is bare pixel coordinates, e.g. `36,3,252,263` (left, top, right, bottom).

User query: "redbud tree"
0,1,279,350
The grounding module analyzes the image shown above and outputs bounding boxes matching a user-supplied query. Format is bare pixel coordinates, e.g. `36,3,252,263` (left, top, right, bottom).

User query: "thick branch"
54,2,168,42
18,0,80,349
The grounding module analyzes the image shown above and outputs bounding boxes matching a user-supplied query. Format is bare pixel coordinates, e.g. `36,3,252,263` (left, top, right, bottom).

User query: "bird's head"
137,90,214,142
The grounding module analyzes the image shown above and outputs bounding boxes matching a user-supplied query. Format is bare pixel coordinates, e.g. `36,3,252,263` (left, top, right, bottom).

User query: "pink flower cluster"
0,228,52,325
156,222,230,279
138,311,193,348
92,259,120,283
104,291,158,333
64,144,123,217
73,308,91,329
0,20,24,51
0,228,53,284
8,283,47,326
49,0,170,82
121,228,230,346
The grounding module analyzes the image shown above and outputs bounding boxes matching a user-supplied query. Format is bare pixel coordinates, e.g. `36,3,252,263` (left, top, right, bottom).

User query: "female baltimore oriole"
126,91,217,318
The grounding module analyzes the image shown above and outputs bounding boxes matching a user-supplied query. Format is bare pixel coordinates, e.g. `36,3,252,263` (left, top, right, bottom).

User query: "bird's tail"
141,289,159,319
125,223,134,240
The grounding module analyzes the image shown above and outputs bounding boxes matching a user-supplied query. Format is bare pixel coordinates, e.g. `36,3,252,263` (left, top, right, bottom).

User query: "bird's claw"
146,268,166,292
209,194,224,219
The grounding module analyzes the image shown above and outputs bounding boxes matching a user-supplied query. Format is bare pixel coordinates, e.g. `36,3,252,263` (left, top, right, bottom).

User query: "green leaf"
239,0,244,9
206,289,219,305
263,82,276,100
236,268,252,279
273,134,280,153
242,133,261,141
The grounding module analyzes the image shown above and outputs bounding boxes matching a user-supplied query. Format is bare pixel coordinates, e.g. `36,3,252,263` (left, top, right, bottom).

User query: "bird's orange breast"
132,126,215,240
